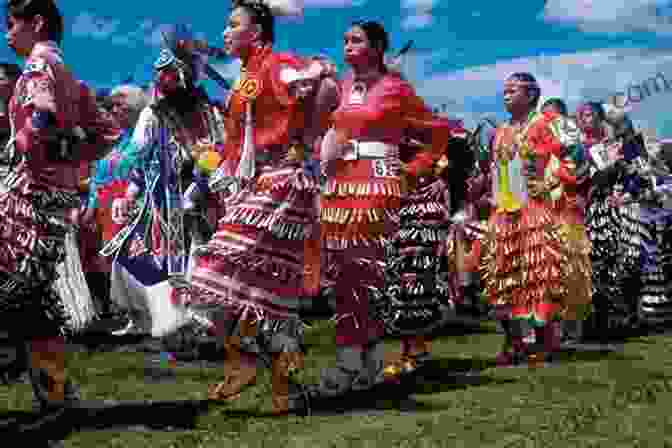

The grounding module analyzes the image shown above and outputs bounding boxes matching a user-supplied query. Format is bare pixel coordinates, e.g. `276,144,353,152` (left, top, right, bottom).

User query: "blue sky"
2,0,672,137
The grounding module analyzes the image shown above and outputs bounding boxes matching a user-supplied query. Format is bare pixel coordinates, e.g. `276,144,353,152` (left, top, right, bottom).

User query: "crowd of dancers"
1,0,672,420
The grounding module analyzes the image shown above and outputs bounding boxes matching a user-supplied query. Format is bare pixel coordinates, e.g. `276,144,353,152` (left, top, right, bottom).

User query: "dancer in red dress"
185,0,338,413
317,21,462,395
0,0,120,409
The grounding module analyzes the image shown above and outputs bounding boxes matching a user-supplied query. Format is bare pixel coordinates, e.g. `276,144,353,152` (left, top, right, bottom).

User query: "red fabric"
223,45,308,167
11,42,121,191
331,73,464,178
97,179,129,243
30,336,65,353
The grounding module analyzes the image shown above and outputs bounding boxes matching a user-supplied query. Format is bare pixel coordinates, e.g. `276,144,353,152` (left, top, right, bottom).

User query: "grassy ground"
3,320,672,447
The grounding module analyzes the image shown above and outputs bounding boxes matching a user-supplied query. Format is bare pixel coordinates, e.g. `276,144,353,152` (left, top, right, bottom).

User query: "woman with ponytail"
317,20,464,395
183,0,338,414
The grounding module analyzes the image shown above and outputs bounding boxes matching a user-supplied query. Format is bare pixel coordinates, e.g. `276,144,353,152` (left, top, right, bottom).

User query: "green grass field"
3,320,672,447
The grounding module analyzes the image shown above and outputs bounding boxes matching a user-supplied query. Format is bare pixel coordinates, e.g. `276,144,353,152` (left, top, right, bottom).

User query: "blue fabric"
87,129,134,209
31,110,55,129
303,159,320,178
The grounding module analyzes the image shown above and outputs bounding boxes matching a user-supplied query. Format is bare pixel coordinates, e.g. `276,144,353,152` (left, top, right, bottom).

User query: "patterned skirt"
480,199,592,326
0,166,77,338
320,157,400,346
187,160,318,334
381,185,454,335
585,196,648,322
638,205,672,324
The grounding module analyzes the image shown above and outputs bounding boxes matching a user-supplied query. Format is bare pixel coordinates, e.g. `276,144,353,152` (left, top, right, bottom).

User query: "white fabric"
264,0,303,16
53,231,97,333
589,143,610,171
235,101,256,180
110,261,191,338
342,141,395,161
320,127,341,163
280,61,326,85
279,67,303,85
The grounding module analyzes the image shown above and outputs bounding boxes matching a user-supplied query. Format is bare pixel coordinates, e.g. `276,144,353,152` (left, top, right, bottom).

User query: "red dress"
321,72,460,346
187,45,323,325
0,41,120,337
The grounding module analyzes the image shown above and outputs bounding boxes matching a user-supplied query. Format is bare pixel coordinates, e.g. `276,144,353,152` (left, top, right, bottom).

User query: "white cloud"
401,14,434,29
400,0,437,30
304,0,365,6
401,0,437,8
541,0,672,35
412,47,672,135
70,12,190,48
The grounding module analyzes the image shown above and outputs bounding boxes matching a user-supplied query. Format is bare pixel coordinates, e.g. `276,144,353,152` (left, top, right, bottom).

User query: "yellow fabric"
496,160,522,213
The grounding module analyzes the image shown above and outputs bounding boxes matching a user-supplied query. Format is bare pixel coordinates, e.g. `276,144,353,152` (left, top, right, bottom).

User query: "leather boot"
271,351,304,414
208,334,257,401
29,338,67,406
383,338,410,380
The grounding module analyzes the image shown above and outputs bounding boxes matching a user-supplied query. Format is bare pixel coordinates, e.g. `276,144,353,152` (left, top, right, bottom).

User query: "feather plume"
263,0,304,16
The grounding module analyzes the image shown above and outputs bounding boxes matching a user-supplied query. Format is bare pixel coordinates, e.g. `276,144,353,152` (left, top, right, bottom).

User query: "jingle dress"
321,72,459,347
638,168,672,325
49,159,102,333
478,110,592,326
101,88,226,337
186,45,321,353
0,41,120,338
614,135,672,325
583,131,650,325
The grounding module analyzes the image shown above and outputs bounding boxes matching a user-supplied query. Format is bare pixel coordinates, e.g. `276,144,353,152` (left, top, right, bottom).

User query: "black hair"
5,0,63,44
351,20,389,72
441,137,476,215
232,0,275,44
507,72,541,108
580,101,606,122
0,62,21,80
542,98,567,116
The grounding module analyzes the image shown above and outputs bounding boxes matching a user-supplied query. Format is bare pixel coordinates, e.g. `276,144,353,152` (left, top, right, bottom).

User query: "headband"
233,0,302,16
504,79,539,90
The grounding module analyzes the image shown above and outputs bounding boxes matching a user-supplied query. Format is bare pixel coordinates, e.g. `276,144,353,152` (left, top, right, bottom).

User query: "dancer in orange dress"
462,73,591,365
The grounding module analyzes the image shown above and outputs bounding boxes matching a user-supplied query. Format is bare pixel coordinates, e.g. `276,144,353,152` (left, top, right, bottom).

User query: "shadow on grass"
552,348,644,364
383,318,496,342
309,355,514,416
0,398,212,441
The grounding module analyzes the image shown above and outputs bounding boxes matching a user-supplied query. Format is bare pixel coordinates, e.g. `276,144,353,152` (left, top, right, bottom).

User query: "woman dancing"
184,0,337,414
474,73,591,365
317,20,462,395
380,133,472,380
577,102,650,337
0,0,120,409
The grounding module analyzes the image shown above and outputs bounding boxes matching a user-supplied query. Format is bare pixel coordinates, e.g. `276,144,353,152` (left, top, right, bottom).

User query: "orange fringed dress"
321,72,460,346
478,110,592,325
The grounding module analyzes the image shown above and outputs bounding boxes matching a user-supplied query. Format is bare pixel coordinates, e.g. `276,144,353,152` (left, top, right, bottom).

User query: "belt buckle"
342,140,359,161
